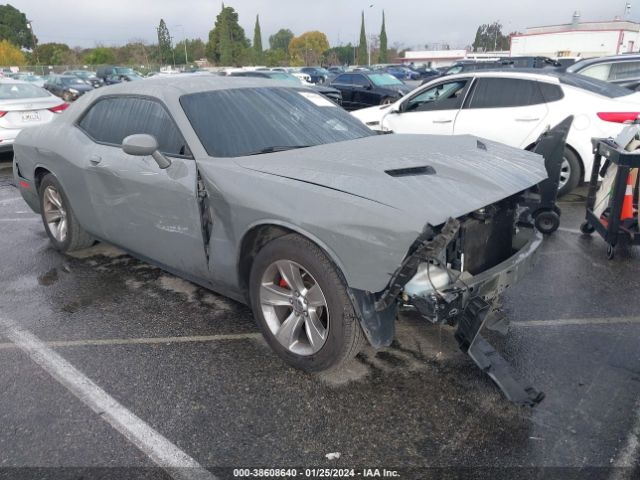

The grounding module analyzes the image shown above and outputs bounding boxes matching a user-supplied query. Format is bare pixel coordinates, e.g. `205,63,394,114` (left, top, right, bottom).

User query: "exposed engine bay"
373,193,545,406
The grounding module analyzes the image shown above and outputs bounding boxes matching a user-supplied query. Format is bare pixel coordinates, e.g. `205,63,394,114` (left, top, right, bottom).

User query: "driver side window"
404,79,470,113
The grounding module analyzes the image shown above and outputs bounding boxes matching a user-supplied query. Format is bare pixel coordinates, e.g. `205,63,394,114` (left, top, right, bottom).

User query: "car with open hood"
13,76,547,405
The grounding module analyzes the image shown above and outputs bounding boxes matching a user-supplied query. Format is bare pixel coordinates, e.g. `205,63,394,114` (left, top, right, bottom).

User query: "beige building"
511,17,640,59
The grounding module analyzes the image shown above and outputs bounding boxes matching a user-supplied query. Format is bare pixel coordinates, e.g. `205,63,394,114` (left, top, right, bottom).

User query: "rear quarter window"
538,82,564,102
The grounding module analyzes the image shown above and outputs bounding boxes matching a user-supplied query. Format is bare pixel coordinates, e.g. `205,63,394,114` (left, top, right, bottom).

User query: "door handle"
88,155,102,165
433,119,453,124
515,117,540,122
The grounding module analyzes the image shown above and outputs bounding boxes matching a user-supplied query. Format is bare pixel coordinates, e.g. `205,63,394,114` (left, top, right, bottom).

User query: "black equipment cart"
581,134,640,260
524,116,574,234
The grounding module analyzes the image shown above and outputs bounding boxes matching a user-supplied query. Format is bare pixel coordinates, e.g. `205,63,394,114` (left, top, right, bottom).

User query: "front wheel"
38,174,94,252
249,234,365,372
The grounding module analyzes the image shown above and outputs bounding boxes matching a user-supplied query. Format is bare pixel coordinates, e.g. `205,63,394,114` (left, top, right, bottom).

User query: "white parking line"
0,317,218,480
0,217,40,222
512,316,640,328
0,332,263,350
610,398,640,480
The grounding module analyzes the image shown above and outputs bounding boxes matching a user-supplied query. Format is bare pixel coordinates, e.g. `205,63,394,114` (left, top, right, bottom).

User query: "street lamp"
174,24,188,65
367,4,374,66
26,20,39,70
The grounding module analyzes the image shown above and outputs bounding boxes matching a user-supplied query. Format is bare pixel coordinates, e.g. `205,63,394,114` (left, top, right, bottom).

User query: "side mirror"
122,134,171,169
365,84,373,90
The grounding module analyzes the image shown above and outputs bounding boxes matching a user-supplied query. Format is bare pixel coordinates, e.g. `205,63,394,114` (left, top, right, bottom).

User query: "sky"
15,0,639,50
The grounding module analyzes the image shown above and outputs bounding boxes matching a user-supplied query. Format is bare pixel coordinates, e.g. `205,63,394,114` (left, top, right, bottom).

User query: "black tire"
534,210,560,235
558,147,582,197
38,174,94,252
580,221,595,235
607,244,615,260
249,233,365,372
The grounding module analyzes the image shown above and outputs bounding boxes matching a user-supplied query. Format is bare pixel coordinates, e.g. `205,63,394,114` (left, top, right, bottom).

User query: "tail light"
0,111,6,118
49,103,69,114
597,112,640,123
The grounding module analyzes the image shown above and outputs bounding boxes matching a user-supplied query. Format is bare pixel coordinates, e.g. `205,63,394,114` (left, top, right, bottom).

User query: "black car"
96,66,140,85
44,75,94,101
229,71,343,105
329,71,412,111
63,70,103,88
567,54,640,90
299,67,330,84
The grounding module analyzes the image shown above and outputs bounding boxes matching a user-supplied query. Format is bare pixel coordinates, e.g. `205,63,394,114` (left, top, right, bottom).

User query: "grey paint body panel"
13,75,546,320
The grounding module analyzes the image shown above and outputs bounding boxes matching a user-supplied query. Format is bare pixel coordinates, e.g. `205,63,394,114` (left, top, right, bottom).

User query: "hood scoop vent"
385,166,436,178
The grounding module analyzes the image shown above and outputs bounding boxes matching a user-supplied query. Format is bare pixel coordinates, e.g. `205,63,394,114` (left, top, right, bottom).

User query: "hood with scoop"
235,133,547,227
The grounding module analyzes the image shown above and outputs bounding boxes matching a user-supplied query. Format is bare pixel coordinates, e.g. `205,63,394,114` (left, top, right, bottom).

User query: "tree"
253,15,263,64
84,47,116,65
206,5,250,66
378,11,388,64
324,44,356,66
357,11,367,66
289,31,329,66
36,43,73,65
174,39,206,64
0,40,25,65
157,19,172,64
269,29,294,52
0,5,34,49
473,21,510,52
263,48,287,67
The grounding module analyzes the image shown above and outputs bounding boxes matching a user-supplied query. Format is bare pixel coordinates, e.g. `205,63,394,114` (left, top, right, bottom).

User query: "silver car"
13,76,547,404
0,80,67,152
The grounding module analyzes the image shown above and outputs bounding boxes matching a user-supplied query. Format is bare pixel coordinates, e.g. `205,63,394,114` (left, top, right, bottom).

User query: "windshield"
73,71,93,79
0,83,49,99
180,87,373,158
62,77,86,85
115,67,135,75
559,73,633,98
369,73,404,87
268,72,299,84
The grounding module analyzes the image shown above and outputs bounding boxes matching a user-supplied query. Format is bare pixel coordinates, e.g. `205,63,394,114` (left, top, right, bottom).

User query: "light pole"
174,24,188,65
367,4,374,66
26,20,39,71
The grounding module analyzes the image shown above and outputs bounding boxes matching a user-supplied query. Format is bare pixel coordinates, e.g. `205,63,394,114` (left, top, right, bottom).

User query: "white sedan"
352,70,640,195
0,80,68,152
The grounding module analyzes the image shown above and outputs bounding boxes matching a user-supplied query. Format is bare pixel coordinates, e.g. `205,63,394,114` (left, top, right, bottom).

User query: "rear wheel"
38,174,94,252
249,234,365,372
558,148,581,197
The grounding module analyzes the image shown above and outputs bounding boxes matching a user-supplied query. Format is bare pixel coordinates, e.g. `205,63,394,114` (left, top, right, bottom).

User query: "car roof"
567,54,640,72
89,74,312,97
441,68,562,83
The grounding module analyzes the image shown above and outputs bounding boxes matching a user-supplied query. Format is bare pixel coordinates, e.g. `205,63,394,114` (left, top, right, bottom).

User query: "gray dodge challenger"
13,76,548,405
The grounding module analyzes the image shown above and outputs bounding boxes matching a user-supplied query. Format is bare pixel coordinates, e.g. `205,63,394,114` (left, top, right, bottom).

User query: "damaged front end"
375,194,545,406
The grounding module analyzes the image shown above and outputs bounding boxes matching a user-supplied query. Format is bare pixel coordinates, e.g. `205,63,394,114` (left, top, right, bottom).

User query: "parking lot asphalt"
1,155,639,479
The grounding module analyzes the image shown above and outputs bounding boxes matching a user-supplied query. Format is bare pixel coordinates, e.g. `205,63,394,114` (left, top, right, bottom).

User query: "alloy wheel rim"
259,260,329,356
558,158,571,190
43,186,68,243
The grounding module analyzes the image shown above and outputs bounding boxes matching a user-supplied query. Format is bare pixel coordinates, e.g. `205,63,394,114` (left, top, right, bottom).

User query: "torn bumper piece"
403,220,545,406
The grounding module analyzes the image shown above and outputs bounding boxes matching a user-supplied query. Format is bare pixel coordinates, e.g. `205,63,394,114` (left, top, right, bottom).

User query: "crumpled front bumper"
409,226,543,323
406,224,546,407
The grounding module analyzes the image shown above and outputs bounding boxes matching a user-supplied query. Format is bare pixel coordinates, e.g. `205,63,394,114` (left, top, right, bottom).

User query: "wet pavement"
1,155,639,479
